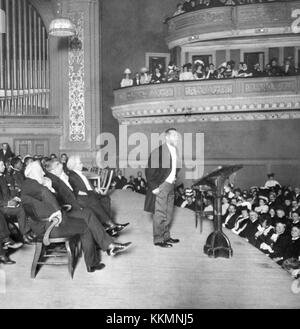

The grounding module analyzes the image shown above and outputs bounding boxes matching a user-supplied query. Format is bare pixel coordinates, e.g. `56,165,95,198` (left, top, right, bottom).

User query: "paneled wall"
101,0,176,138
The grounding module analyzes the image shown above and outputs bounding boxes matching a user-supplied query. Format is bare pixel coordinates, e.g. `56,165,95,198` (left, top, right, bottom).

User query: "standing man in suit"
144,128,180,248
0,143,15,163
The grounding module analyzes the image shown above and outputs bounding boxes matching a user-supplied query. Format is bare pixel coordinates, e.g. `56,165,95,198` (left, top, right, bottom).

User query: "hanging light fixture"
49,1,75,37
0,9,5,33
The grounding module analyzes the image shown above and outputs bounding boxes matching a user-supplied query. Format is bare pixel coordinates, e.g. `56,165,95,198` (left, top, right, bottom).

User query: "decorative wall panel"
68,12,85,142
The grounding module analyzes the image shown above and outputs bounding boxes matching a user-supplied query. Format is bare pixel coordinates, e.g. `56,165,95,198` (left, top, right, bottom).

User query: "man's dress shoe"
114,222,130,233
154,242,173,248
106,227,119,237
3,239,23,250
107,242,132,256
165,237,180,244
0,255,16,265
87,263,106,272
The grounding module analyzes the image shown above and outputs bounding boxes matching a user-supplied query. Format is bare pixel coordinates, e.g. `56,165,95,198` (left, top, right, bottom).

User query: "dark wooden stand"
193,165,243,258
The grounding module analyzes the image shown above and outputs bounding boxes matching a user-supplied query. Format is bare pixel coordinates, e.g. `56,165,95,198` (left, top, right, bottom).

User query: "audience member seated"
252,63,265,77
240,210,260,245
224,60,237,78
193,60,206,80
237,62,253,77
254,195,269,214
133,72,141,86
0,160,31,243
182,0,193,12
10,157,25,191
134,171,147,194
66,156,130,237
173,3,185,16
150,66,165,84
180,188,196,211
22,161,132,272
60,153,69,174
264,173,281,188
222,196,230,215
283,59,297,76
269,58,282,76
179,63,194,81
140,67,151,85
259,221,290,264
231,206,249,236
120,68,133,88
294,187,300,203
281,225,300,275
123,176,136,191
203,196,214,220
174,183,185,207
206,63,218,80
166,61,180,82
113,169,128,189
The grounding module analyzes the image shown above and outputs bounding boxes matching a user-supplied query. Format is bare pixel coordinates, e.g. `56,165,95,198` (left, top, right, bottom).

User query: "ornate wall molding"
68,12,85,142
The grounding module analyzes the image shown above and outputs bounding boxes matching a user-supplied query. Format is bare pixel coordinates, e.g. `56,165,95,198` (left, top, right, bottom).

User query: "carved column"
60,0,101,165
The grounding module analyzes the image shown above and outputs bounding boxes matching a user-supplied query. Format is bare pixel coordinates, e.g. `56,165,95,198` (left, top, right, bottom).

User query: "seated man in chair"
0,160,32,243
67,155,129,236
21,161,132,273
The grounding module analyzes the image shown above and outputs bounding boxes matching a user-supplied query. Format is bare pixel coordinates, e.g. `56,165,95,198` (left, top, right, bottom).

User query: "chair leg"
65,240,74,279
31,242,43,279
78,239,83,258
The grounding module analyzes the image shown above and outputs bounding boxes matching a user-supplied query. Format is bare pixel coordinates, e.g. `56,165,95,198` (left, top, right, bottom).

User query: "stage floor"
0,190,299,309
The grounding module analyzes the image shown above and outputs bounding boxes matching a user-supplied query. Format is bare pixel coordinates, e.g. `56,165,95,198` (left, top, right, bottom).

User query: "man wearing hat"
264,173,281,189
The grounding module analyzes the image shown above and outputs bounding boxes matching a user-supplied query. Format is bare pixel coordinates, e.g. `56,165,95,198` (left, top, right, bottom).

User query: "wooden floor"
0,190,299,309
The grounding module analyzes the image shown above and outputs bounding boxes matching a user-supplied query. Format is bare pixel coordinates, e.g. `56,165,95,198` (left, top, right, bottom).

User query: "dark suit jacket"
68,170,93,197
45,172,81,211
144,143,180,214
0,174,11,207
21,178,61,236
0,149,14,163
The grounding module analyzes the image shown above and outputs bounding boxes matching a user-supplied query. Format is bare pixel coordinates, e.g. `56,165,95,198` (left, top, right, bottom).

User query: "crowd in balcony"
170,0,291,19
174,173,300,280
120,57,298,88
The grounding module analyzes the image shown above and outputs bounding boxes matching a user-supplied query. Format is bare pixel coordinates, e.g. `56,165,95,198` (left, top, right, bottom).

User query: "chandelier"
49,1,75,37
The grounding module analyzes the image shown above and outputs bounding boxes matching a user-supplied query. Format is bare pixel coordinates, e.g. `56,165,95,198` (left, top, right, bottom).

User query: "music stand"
193,165,243,258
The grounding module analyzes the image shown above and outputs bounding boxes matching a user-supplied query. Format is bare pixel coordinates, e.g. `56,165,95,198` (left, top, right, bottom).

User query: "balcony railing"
165,0,300,48
112,75,300,124
165,0,297,22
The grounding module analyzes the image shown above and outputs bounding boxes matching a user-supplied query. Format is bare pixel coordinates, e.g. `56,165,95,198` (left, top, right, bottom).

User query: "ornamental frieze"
185,84,233,96
244,81,296,93
117,87,174,102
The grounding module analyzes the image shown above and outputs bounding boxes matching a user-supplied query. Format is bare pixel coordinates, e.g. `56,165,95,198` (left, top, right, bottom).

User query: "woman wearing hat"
193,60,206,80
140,67,151,85
120,68,133,88
254,196,269,214
179,63,194,81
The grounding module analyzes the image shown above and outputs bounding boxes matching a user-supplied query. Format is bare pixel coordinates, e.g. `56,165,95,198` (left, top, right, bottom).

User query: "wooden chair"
24,205,82,279
98,168,114,195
